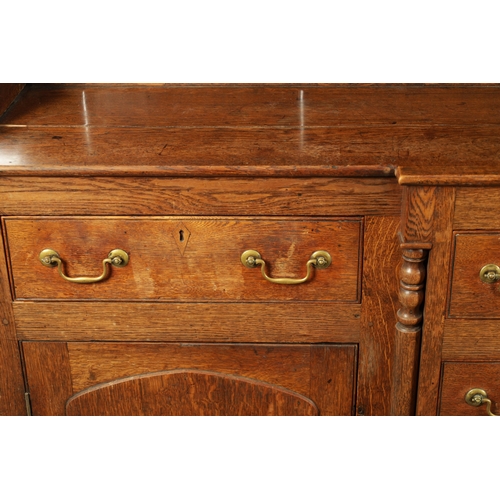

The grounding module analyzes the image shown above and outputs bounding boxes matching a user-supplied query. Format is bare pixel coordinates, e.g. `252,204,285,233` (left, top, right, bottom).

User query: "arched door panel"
66,369,319,416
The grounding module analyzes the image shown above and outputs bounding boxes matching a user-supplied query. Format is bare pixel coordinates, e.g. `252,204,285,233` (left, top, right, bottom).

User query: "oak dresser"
1,83,499,416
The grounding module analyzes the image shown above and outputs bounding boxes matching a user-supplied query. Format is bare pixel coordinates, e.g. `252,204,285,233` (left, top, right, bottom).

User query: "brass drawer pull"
479,264,500,284
241,249,331,285
39,248,129,284
465,388,499,416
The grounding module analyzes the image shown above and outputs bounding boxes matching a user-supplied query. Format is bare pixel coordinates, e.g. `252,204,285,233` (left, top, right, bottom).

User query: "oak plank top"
1,84,499,179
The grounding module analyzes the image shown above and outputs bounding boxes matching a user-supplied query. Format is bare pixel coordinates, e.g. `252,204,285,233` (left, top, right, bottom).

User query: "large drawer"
449,232,500,318
5,217,362,301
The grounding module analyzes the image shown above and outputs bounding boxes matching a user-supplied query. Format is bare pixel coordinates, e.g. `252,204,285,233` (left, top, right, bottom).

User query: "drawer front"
449,232,500,318
5,217,361,301
439,362,500,416
23,341,358,416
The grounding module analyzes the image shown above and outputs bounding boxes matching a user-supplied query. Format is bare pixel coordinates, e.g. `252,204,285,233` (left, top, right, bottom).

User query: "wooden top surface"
1,84,500,181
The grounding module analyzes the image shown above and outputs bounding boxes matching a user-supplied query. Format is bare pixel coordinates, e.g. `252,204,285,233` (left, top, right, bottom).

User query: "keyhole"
179,230,184,242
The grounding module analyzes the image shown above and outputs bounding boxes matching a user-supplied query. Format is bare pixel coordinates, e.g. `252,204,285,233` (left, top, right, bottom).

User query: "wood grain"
2,125,500,175
23,341,357,415
13,302,361,343
309,344,357,415
442,320,500,361
0,84,25,117
3,84,498,416
68,343,357,415
392,247,428,415
356,216,401,415
0,224,26,415
5,217,361,302
396,248,427,330
22,341,73,416
391,329,421,415
439,362,500,416
67,343,314,394
0,177,402,216
400,186,437,243
66,370,319,416
414,187,456,415
4,85,500,127
448,232,500,318
397,165,500,186
454,187,500,229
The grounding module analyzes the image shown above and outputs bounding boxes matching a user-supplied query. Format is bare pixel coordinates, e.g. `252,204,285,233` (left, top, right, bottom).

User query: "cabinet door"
23,342,357,416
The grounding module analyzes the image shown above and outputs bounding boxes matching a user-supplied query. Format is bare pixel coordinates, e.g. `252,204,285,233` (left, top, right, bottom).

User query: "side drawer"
449,232,500,318
5,216,362,302
439,362,500,416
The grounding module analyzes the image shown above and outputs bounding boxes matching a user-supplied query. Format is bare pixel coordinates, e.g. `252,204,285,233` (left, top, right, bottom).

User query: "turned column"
391,246,429,415
397,248,427,332
391,184,436,415
392,179,457,415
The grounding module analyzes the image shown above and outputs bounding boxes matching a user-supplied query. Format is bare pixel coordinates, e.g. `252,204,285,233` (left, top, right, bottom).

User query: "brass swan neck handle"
39,248,129,284
241,250,331,285
465,388,499,416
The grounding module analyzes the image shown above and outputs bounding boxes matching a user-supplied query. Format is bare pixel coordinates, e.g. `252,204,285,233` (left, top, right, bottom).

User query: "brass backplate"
241,250,261,268
311,250,332,269
465,388,487,407
479,264,500,284
39,248,60,267
108,249,129,267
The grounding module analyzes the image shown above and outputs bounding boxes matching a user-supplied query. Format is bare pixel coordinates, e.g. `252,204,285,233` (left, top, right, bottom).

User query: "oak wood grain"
22,341,73,416
309,344,357,415
397,165,500,186
391,329,421,416
3,84,497,417
4,85,500,127
442,320,500,361
0,84,25,117
439,362,500,416
0,177,401,216
392,247,428,415
0,223,26,415
449,232,500,318
414,187,456,415
67,343,357,415
66,370,319,416
13,302,360,343
1,126,500,175
67,342,314,394
356,216,400,415
23,341,357,415
454,187,500,229
400,186,438,243
5,217,361,302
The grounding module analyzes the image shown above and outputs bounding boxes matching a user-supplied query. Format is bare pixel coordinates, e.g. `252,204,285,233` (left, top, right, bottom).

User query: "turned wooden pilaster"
391,246,429,415
392,185,437,415
397,248,428,333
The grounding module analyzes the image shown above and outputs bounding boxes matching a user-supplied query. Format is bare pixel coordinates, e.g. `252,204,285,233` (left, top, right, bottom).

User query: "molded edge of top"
0,164,397,178
396,165,500,186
